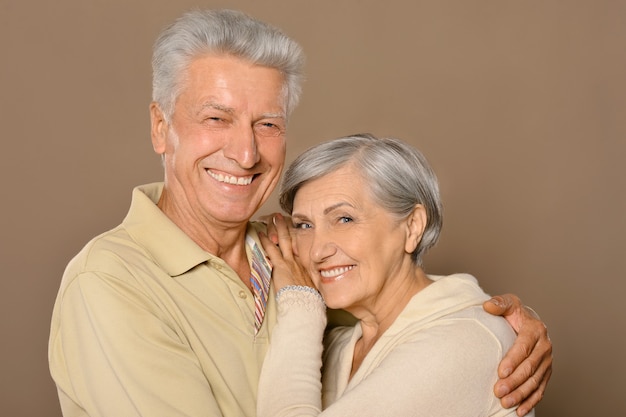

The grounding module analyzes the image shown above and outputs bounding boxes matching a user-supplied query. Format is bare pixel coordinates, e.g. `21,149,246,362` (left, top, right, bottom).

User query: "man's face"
151,54,288,228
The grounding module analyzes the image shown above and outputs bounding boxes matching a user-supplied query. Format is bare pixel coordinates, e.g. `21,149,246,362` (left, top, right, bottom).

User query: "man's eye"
253,122,283,137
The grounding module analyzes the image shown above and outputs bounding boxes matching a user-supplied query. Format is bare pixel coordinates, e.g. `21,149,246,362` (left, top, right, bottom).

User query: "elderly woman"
257,134,538,417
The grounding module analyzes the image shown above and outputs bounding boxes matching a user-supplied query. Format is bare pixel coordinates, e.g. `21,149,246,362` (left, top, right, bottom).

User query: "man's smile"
207,169,255,186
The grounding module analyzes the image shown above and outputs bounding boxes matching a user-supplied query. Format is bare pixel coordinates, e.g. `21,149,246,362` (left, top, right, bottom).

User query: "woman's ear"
405,205,427,254
150,102,168,155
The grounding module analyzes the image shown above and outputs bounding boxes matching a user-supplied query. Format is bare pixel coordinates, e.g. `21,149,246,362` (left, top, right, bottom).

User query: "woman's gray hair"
279,133,443,265
152,9,305,121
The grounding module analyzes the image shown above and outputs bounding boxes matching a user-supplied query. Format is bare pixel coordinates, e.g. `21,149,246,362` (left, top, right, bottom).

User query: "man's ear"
150,102,168,155
405,205,427,254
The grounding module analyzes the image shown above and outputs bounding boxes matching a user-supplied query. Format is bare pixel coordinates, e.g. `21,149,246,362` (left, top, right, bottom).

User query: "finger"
260,212,281,244
495,334,552,402
258,231,281,261
497,330,538,380
514,367,551,416
496,357,536,403
484,294,524,330
483,295,512,315
485,293,552,412
272,214,295,260
489,294,547,380
499,312,550,380
500,358,550,412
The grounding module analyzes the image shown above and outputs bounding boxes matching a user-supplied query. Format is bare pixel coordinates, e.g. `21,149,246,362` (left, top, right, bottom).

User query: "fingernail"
489,296,503,308
272,215,277,226
495,384,510,397
503,396,515,408
501,367,512,378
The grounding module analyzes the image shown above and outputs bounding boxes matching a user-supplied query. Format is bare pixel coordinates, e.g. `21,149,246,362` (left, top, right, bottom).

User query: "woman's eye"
338,216,353,224
293,222,312,230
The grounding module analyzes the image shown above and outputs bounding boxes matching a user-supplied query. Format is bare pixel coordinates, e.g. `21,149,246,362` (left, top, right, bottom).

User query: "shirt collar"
121,183,270,278
122,183,211,276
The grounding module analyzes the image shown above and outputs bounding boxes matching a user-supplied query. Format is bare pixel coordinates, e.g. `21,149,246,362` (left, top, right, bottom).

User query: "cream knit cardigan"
258,273,531,417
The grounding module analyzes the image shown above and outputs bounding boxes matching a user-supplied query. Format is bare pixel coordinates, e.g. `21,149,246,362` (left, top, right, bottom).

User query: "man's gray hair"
279,133,443,265
152,9,305,121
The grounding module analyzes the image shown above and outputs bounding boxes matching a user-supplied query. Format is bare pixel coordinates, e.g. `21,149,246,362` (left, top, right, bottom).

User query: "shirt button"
238,290,247,299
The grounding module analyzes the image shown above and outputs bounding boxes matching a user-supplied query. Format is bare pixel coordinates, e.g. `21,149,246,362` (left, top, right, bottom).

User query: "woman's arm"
259,305,521,417
256,288,327,417
260,213,552,415
257,215,327,417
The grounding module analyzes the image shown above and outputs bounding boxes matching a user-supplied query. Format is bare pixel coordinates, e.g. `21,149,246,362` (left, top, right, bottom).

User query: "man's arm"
50,271,224,417
484,294,553,416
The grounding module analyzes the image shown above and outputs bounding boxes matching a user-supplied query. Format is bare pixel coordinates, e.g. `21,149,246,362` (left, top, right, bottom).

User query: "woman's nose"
309,230,337,263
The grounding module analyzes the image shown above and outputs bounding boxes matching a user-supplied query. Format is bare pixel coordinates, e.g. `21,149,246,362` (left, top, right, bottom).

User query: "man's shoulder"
63,223,150,282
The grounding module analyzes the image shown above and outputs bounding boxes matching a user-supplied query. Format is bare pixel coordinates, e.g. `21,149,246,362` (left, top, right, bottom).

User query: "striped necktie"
246,235,272,335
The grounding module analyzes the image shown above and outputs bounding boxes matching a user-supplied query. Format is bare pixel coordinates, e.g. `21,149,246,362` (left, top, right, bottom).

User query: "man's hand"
484,294,553,416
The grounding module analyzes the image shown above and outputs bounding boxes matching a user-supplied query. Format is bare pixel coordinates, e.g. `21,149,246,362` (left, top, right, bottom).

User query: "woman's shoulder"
386,273,517,361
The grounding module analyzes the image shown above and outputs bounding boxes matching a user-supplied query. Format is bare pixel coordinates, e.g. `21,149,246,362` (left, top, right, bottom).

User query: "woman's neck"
348,266,432,379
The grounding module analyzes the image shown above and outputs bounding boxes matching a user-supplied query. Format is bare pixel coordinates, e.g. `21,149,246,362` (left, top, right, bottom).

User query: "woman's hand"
259,213,316,292
483,294,553,416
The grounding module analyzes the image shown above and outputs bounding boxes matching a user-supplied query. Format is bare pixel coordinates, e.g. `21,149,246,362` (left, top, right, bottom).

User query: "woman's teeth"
320,265,354,278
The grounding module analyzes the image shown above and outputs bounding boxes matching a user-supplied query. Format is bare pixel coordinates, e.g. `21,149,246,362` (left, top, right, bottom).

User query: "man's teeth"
320,266,354,278
208,171,253,185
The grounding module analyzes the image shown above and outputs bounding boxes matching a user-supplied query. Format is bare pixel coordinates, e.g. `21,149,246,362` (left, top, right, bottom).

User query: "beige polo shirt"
49,183,276,417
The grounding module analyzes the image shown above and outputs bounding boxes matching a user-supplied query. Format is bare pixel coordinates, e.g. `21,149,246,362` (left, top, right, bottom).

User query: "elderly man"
49,9,551,417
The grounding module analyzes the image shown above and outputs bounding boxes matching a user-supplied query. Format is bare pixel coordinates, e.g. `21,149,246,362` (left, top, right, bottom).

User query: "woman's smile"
318,265,355,282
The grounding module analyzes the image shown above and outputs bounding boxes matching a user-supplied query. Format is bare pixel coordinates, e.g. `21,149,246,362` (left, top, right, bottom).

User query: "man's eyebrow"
260,112,286,120
198,102,285,120
199,102,235,115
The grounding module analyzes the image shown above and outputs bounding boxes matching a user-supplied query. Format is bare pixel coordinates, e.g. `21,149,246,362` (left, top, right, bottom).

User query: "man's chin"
209,205,260,226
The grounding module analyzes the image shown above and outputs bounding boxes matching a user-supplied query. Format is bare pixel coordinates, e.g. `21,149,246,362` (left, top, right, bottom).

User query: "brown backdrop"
2,0,624,415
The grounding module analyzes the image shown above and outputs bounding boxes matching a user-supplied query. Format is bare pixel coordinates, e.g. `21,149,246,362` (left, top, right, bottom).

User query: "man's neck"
157,189,253,287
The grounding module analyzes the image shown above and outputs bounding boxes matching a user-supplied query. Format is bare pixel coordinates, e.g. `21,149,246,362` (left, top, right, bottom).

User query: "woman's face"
291,164,420,312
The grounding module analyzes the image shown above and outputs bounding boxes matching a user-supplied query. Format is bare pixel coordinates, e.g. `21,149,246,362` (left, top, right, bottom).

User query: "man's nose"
224,124,260,169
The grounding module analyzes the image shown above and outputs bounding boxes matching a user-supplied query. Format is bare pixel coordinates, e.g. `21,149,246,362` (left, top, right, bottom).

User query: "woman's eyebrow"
323,202,354,215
